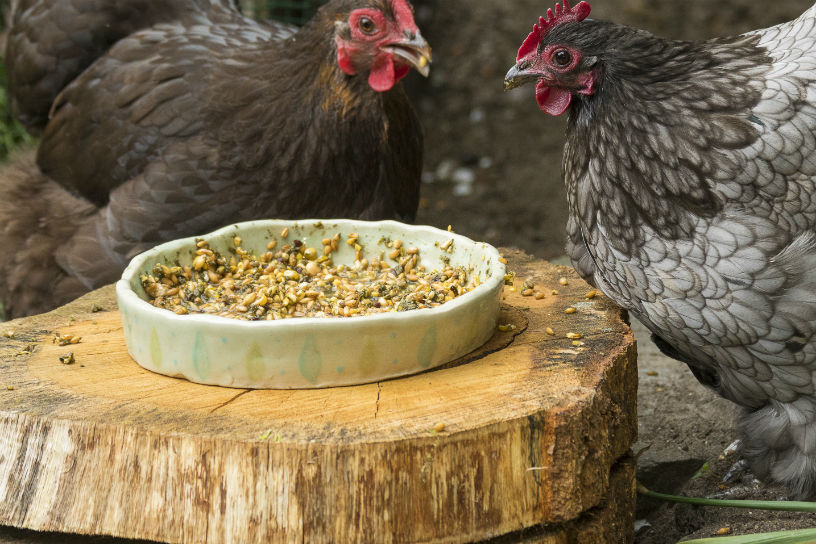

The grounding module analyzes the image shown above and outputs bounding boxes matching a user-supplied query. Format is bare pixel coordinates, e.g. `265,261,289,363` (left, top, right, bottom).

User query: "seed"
56,334,81,346
60,352,76,365
498,257,508,265
242,292,257,306
440,239,453,251
523,278,536,290
280,227,289,238
388,249,401,260
324,245,333,256
716,528,732,536
551,290,559,295
521,289,534,297
196,240,208,248
303,247,318,261
535,292,546,300
267,240,278,250
304,261,321,276
193,255,207,271
565,307,577,314
433,422,446,433
545,327,555,335
559,277,569,286
566,332,582,340
6,386,13,391
498,324,516,332
233,236,242,247
585,291,597,299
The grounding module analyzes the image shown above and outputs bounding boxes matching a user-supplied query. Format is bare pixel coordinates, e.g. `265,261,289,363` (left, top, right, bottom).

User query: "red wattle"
368,53,396,92
536,82,572,116
394,64,410,83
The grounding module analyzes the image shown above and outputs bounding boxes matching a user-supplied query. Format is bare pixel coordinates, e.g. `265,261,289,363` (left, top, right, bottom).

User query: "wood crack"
208,390,250,414
374,382,382,419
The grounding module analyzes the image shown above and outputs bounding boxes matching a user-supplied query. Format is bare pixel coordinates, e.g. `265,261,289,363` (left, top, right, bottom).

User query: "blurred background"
0,0,814,261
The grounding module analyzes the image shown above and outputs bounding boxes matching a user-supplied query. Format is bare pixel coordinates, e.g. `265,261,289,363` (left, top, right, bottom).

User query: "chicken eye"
358,16,377,34
553,49,572,67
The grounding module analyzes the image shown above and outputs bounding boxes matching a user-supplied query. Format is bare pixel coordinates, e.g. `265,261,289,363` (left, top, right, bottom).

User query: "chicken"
0,0,431,318
505,0,816,497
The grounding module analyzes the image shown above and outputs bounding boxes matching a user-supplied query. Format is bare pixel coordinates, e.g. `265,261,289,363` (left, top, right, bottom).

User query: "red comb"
392,0,418,32
517,0,591,61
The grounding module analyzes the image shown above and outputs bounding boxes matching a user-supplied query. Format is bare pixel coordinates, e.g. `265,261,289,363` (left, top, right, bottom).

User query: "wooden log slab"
0,250,637,543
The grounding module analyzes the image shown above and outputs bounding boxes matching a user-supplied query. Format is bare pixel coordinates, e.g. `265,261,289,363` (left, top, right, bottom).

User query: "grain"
60,352,76,365
140,233,480,321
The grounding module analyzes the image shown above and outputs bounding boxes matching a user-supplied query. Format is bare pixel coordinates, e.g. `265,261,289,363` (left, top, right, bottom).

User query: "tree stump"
0,250,637,543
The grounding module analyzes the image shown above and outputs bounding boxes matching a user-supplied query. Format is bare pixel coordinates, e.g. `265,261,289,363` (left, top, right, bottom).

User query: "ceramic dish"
116,219,505,389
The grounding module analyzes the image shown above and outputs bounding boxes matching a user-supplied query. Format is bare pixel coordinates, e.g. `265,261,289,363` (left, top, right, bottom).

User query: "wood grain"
0,250,637,543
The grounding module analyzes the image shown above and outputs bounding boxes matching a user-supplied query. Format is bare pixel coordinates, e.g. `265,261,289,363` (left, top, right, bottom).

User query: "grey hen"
1,0,431,318
506,0,816,497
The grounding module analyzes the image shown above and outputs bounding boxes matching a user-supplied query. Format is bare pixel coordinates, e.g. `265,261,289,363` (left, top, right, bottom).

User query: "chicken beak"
387,31,433,77
504,64,538,91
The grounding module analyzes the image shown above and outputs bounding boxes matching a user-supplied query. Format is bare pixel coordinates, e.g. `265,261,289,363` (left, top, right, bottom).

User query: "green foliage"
638,485,816,544
639,483,816,513
681,528,816,543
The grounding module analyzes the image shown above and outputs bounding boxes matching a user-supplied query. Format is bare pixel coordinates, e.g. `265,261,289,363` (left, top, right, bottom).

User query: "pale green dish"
116,219,505,389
